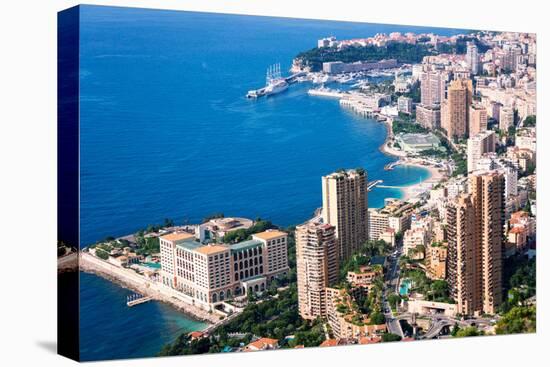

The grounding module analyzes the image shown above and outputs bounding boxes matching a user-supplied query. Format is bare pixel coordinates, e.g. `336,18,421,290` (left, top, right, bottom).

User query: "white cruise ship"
264,63,288,96
246,63,288,98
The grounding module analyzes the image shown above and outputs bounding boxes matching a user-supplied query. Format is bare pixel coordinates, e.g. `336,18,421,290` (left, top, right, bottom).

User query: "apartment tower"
469,104,488,136
446,194,479,315
420,71,446,107
322,169,368,261
467,130,496,173
296,222,339,320
445,171,505,315
441,78,473,140
466,42,480,75
470,171,505,314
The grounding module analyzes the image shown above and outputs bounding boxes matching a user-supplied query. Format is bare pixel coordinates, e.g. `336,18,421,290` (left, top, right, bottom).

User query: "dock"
384,161,402,170
126,293,152,307
367,179,383,191
246,71,306,99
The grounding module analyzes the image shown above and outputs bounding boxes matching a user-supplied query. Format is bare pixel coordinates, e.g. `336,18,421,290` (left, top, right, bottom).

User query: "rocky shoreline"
79,252,220,325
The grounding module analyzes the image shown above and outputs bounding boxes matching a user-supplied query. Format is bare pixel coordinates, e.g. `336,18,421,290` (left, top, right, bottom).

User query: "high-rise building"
367,199,413,241
466,42,480,75
420,71,446,107
470,171,504,315
296,222,339,320
445,171,505,315
442,79,473,140
322,169,368,261
426,243,448,280
416,104,441,130
502,44,522,72
397,96,413,114
499,106,515,131
469,104,488,136
446,194,479,315
467,130,496,173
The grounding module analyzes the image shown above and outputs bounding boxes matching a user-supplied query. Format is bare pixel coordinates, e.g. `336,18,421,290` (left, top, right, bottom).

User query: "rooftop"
229,239,263,252
160,232,195,243
195,244,228,255
320,339,339,347
175,240,203,251
252,230,287,241
246,337,278,350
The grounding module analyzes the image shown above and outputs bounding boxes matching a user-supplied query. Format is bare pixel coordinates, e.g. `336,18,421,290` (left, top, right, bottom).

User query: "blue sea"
77,5,466,360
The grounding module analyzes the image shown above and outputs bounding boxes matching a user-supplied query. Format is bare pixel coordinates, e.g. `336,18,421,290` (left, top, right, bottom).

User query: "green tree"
496,306,536,335
387,294,401,309
369,312,386,325
523,115,536,127
454,326,483,337
95,249,109,260
381,333,402,342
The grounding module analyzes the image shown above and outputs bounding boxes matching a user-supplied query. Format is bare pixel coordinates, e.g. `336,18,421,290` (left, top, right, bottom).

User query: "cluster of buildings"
300,32,537,324
297,169,390,340
411,33,536,143
322,59,398,74
317,32,458,50
159,227,290,310
339,91,392,117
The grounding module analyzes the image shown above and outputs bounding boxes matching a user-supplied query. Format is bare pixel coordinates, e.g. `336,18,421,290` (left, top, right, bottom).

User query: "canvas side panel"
57,5,80,362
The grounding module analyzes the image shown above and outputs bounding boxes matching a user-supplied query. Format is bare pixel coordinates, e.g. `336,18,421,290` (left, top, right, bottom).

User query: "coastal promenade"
80,252,220,325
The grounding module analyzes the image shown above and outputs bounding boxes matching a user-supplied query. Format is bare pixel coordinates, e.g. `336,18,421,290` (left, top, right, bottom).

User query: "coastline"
79,252,220,326
378,118,446,201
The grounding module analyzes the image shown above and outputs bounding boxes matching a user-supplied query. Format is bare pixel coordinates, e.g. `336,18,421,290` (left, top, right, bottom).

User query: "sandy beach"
378,119,447,201
398,160,446,201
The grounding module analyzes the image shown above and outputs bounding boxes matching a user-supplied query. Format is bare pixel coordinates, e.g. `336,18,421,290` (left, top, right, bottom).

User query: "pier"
384,160,403,170
367,179,383,191
126,293,152,307
377,184,404,189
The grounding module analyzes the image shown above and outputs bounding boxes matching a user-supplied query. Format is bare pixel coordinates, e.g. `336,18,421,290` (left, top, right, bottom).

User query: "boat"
307,86,344,99
246,89,260,98
264,63,288,96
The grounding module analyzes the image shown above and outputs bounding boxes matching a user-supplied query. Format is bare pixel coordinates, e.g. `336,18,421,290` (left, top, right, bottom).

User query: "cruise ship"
264,63,288,96
246,63,288,98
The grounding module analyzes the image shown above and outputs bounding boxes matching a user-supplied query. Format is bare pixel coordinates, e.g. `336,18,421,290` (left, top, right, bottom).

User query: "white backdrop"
0,1,547,366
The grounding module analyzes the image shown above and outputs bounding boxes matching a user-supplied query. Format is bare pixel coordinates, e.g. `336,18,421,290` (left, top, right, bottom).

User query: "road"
419,315,496,339
382,242,496,340
383,243,404,337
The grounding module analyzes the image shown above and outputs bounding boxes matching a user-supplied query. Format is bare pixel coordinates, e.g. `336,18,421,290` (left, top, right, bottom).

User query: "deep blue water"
77,5,466,360
79,272,206,361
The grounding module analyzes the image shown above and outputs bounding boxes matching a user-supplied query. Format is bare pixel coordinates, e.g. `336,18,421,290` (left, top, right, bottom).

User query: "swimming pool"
399,279,412,296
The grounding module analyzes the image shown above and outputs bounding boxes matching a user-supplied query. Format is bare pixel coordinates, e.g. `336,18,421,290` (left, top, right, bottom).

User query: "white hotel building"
159,230,289,309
